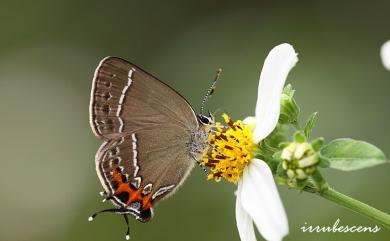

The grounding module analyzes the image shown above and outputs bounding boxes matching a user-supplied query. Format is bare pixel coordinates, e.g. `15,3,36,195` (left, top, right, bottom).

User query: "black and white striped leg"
123,214,130,240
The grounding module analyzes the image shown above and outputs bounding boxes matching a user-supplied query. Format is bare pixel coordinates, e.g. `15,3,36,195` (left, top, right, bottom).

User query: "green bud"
281,141,319,180
295,169,307,179
279,84,300,125
287,169,295,178
294,131,306,143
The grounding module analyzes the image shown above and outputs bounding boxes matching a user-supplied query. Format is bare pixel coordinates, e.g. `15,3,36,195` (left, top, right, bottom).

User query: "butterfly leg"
190,155,208,174
89,208,132,240
88,208,122,221
123,214,131,240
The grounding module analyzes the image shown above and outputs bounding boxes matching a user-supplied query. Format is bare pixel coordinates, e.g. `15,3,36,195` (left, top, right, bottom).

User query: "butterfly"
88,57,218,239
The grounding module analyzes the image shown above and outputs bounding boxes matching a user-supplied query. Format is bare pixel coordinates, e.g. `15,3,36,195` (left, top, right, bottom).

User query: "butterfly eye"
198,114,213,125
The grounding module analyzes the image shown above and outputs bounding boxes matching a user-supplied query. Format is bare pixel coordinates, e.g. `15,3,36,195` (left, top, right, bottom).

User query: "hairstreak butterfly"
88,57,219,239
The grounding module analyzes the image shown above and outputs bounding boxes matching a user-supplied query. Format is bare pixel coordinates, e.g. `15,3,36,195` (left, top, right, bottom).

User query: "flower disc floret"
202,114,256,183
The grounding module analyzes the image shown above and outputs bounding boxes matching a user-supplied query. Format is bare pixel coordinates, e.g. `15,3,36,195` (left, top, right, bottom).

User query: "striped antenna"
200,68,222,114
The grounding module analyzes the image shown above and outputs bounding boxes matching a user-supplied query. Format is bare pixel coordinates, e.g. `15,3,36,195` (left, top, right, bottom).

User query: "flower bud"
281,141,318,180
279,84,300,125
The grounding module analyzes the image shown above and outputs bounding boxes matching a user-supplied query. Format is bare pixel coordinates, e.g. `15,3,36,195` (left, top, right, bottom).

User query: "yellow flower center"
201,113,256,183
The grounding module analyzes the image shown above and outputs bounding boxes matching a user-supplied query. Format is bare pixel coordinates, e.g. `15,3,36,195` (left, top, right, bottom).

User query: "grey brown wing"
89,57,199,140
95,127,195,221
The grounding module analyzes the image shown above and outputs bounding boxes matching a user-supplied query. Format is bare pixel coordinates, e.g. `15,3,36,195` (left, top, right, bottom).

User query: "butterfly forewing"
90,57,201,222
90,57,198,139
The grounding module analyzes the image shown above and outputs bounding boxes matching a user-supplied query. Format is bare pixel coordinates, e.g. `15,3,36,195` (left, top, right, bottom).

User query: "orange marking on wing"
116,183,131,194
111,165,132,204
142,195,152,209
129,188,142,203
111,164,154,209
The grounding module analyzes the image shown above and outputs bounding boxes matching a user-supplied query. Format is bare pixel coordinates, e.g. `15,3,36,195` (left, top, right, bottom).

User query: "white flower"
236,43,298,241
380,40,390,70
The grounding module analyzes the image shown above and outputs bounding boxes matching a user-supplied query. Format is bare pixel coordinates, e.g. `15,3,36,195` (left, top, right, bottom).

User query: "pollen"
201,113,256,183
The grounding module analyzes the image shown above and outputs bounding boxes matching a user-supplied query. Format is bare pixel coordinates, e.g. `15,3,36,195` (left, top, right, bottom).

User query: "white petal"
280,149,292,161
380,40,390,70
294,143,307,159
243,116,257,134
236,181,257,241
243,116,256,125
240,159,289,241
253,43,298,142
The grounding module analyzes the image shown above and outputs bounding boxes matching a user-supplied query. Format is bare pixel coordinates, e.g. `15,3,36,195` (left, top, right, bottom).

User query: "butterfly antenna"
123,214,131,240
200,68,222,114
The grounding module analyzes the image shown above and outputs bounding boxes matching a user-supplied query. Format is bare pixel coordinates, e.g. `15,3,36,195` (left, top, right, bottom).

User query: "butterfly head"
197,112,214,126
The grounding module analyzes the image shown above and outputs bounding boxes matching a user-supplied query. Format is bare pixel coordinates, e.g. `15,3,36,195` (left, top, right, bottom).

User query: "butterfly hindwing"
96,129,195,222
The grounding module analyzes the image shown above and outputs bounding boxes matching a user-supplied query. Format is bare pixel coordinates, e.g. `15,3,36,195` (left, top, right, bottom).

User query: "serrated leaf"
320,138,388,171
304,112,318,138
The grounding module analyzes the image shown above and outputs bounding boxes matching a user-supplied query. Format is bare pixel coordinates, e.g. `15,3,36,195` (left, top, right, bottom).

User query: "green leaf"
272,151,283,162
318,156,330,168
276,161,285,176
296,179,308,189
264,124,289,149
320,138,388,171
279,84,300,125
275,176,287,185
304,112,318,138
278,142,290,149
311,137,324,151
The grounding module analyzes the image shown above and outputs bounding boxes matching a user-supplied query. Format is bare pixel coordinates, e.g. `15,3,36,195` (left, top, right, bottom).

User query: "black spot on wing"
111,180,119,190
121,174,128,183
139,208,152,222
116,192,130,203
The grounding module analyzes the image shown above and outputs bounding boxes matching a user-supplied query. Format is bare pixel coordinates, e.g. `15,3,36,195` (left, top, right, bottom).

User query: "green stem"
317,187,390,228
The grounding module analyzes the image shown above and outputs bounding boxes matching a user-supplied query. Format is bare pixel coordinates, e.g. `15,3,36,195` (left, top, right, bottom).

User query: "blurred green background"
0,0,389,241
